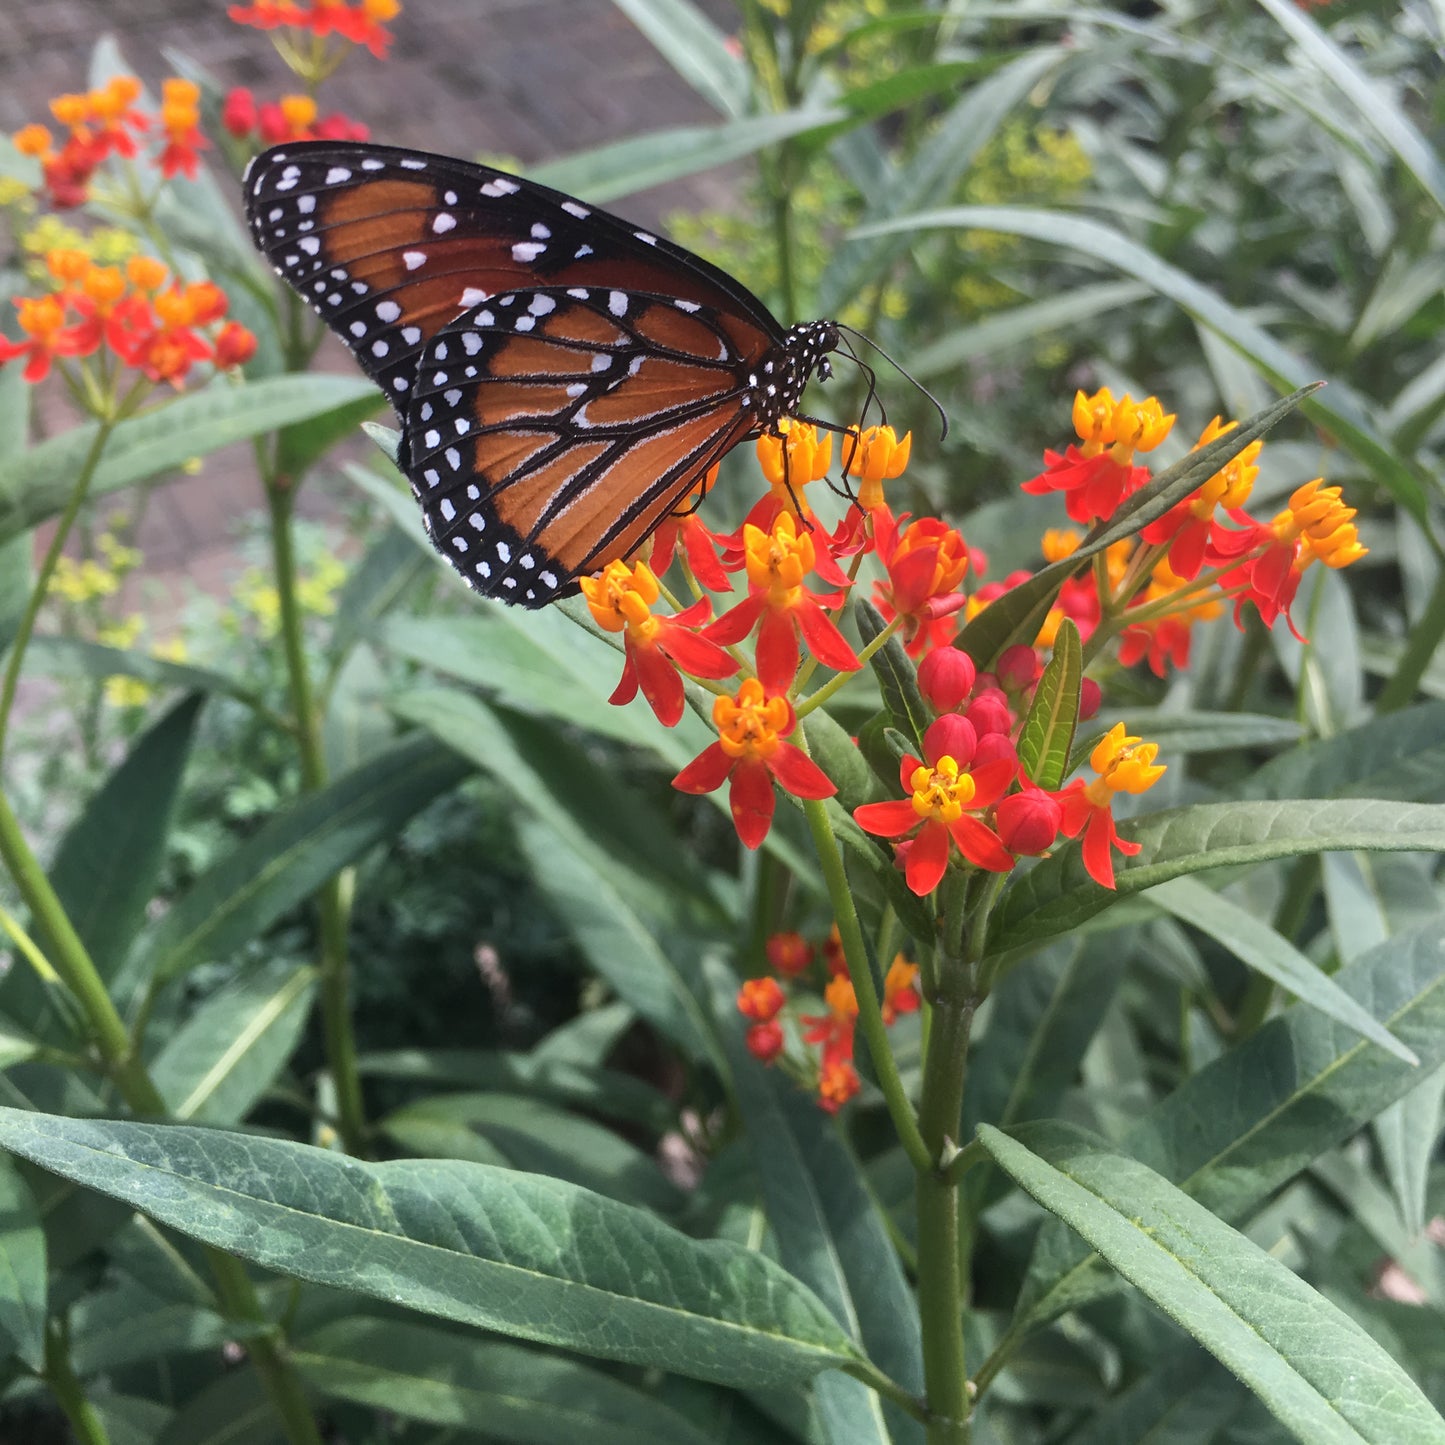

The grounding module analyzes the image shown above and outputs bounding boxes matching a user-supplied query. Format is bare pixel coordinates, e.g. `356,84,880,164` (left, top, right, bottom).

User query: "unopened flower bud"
966,692,1012,737
737,976,785,1023
917,645,976,711
997,787,1062,856
746,1021,785,1063
765,931,814,977
997,644,1040,693
1079,678,1102,720
923,713,977,768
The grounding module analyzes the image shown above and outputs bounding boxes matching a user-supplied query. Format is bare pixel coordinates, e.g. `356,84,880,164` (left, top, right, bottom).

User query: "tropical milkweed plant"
0,2,1440,1444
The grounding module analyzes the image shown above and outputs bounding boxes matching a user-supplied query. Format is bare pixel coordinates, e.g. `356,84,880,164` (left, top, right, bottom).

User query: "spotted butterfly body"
243,140,840,606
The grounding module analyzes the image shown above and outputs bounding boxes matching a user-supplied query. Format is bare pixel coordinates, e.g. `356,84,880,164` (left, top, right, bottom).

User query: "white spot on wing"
529,294,556,316
376,300,401,323
325,166,352,184
562,201,590,219
511,241,546,263
403,251,427,270
433,213,456,234
608,291,627,317
460,287,488,307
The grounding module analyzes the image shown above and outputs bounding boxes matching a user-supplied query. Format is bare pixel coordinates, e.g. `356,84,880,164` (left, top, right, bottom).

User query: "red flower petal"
630,637,687,727
854,799,921,838
904,819,951,894
756,608,801,694
673,742,734,795
729,757,777,849
946,815,1015,873
767,742,836,800
794,596,861,674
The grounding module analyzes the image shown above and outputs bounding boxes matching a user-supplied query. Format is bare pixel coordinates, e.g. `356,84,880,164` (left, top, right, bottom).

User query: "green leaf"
1058,1343,1243,1445
706,959,924,1445
1373,1066,1445,1241
382,609,710,768
1254,0,1445,218
296,1316,722,1444
516,815,721,1069
1018,620,1081,791
855,205,1425,521
990,802,1445,955
328,527,426,668
1146,877,1415,1064
70,1280,244,1374
1013,919,1445,1333
803,706,879,813
909,282,1153,379
604,0,749,117
379,1093,684,1213
1245,702,1445,804
24,637,263,710
0,376,380,544
1101,709,1305,757
27,695,204,1022
0,1156,45,1370
155,1366,274,1445
980,1122,1445,1445
149,962,317,1124
358,1047,674,1133
533,111,844,205
0,1110,863,1389
125,733,469,990
856,600,929,753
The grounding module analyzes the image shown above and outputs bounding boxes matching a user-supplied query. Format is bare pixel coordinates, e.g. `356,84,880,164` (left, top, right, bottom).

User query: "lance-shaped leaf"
990,801,1445,954
1017,619,1081,791
1010,918,1445,1335
979,1123,1445,1445
0,1110,863,1390
856,600,930,754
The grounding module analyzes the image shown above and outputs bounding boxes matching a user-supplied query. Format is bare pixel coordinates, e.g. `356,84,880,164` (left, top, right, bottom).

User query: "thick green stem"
799,795,932,1175
44,1320,110,1445
916,974,975,1444
264,483,366,1155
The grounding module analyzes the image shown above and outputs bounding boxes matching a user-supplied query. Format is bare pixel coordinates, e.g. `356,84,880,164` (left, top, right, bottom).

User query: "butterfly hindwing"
401,286,757,606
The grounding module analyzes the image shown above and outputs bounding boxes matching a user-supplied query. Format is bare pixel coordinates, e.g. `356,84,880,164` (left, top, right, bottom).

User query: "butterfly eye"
245,140,843,608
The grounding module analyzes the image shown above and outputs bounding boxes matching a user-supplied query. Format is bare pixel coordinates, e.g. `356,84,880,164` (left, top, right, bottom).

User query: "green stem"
0,797,324,1445
263,482,367,1155
1379,564,1445,712
916,971,975,1444
846,1358,928,1422
0,417,115,760
44,1319,110,1445
798,796,932,1175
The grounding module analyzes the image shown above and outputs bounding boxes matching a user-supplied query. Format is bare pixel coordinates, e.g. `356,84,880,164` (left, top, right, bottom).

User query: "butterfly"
243,140,842,608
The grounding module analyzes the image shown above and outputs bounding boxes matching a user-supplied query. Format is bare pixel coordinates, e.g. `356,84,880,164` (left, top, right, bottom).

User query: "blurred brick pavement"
4,1,739,595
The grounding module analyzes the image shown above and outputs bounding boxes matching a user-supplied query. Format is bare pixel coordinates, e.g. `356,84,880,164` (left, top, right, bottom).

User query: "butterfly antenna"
835,322,949,441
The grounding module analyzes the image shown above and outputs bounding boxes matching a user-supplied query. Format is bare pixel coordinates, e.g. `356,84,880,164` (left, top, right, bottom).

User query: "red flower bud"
917,645,976,711
923,713,977,767
764,930,814,977
213,320,257,370
972,732,1019,771
1080,677,1102,719
996,787,1063,856
737,976,785,1023
966,693,1012,737
997,644,1040,692
746,1021,785,1063
221,86,257,138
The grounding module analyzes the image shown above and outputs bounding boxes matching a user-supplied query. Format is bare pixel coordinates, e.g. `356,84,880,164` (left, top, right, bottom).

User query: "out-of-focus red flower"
746,1021,785,1063
765,931,814,977
737,976,785,1023
881,955,921,1025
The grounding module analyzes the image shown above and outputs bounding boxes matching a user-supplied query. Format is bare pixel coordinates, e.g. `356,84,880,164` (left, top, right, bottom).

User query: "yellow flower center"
579,558,661,639
1083,723,1166,806
909,755,976,823
744,511,815,602
714,678,790,761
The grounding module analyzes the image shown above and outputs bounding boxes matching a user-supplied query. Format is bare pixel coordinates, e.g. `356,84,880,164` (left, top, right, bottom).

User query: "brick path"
4,1,738,591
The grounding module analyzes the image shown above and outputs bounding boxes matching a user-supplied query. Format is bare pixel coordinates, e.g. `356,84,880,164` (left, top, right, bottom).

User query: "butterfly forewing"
244,139,839,605
403,287,755,606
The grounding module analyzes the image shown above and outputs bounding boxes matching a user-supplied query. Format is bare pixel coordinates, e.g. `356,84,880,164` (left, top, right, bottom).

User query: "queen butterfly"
243,140,841,608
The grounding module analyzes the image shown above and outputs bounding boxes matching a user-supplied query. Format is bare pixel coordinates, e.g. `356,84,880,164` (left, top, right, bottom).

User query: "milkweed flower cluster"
737,928,921,1112
578,389,1365,905
229,0,403,71
11,77,216,211
0,250,255,394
